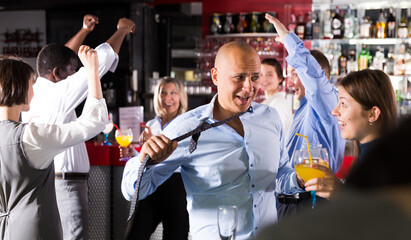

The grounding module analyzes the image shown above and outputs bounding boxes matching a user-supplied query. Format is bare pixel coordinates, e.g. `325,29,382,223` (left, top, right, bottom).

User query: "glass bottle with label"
296,12,305,39
332,6,343,39
344,6,356,39
397,9,408,39
323,10,333,39
223,13,235,34
210,13,223,35
360,16,372,38
372,47,386,71
312,11,321,39
387,7,396,38
288,14,297,34
305,11,313,39
385,48,395,75
347,49,357,73
338,47,348,77
395,44,406,76
250,12,262,33
358,44,371,70
376,9,386,39
236,13,248,33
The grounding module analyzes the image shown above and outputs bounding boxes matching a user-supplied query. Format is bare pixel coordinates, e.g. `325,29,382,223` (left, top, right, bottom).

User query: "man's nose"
242,77,253,92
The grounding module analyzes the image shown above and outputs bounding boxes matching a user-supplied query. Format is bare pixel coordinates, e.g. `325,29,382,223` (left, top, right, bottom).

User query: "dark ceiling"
0,0,152,10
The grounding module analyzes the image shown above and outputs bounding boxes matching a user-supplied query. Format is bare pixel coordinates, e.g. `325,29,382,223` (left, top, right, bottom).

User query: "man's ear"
52,67,61,82
211,67,218,86
368,106,381,124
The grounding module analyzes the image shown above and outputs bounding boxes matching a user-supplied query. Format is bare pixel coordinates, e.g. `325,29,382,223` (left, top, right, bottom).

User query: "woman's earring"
368,121,374,126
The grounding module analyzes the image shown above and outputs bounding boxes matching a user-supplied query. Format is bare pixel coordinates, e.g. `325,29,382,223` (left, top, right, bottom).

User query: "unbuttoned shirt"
284,33,345,174
22,43,118,173
122,95,302,240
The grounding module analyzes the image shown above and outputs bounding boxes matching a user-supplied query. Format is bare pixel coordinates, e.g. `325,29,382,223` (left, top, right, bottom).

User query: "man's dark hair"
261,58,284,85
0,55,35,106
310,50,330,79
36,43,78,77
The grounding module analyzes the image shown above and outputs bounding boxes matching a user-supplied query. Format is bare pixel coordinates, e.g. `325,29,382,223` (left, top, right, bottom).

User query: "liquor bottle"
323,10,333,39
330,43,340,76
288,14,297,34
360,16,372,38
347,50,357,73
344,6,355,39
223,13,235,34
358,44,370,70
385,48,395,75
338,47,348,76
312,12,321,39
376,9,386,39
296,12,305,39
305,11,313,39
408,8,411,37
387,7,396,38
372,47,386,71
263,12,276,33
210,13,223,35
397,9,408,39
236,13,247,33
250,12,261,33
395,44,406,76
332,6,343,39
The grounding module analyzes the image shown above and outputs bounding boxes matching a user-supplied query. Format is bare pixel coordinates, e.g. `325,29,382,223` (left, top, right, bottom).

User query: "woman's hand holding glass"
304,165,343,199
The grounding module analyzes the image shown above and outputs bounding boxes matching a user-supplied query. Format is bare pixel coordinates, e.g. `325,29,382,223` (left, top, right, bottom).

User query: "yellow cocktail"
115,135,133,147
294,158,329,182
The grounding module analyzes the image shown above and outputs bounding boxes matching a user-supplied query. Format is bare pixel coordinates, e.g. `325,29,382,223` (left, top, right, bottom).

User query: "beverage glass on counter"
115,128,133,161
218,205,238,240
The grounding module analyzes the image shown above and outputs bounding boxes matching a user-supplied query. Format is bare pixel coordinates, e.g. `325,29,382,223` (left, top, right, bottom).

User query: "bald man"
121,41,304,240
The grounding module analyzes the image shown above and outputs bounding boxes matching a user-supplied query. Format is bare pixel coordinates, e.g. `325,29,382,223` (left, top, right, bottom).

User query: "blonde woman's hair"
153,77,188,118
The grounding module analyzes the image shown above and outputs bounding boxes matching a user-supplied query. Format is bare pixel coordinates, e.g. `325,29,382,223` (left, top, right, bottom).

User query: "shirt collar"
200,94,254,123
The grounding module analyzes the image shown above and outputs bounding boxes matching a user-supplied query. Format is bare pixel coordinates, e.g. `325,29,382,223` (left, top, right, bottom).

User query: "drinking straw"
113,123,122,136
296,133,313,165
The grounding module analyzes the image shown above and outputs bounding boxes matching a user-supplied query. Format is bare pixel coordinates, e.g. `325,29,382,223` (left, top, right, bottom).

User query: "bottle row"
317,41,411,77
209,11,277,35
289,7,411,40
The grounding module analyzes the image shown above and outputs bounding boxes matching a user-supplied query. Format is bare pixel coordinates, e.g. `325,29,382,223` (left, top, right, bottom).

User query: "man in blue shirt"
122,40,304,240
264,14,346,220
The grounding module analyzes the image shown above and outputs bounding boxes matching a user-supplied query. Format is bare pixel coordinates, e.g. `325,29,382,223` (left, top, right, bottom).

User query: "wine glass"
217,205,238,240
293,144,329,209
102,113,113,146
115,128,133,161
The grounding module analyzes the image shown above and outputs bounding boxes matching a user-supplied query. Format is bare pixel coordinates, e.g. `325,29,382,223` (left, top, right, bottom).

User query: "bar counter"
86,141,141,240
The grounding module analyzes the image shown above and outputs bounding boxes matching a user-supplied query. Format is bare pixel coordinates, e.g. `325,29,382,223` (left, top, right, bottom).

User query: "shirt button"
251,184,255,188
254,204,257,208
250,164,253,167
255,227,258,230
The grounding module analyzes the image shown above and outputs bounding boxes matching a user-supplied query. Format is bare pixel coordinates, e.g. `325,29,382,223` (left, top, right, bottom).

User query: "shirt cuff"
284,32,303,56
82,97,109,124
96,43,119,73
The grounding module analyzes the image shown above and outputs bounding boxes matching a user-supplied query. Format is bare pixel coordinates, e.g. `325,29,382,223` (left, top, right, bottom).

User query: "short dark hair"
0,55,35,106
310,50,330,79
261,58,284,84
37,43,78,77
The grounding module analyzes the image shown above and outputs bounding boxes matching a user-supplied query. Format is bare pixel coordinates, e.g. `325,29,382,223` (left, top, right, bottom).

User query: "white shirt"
22,43,118,173
23,97,108,169
262,91,293,134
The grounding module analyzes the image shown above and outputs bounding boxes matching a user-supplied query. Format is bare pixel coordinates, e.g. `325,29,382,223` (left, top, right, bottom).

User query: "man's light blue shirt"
122,95,301,240
284,33,346,174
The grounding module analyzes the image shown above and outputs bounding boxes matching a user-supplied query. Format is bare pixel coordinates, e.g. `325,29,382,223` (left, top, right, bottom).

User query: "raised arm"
65,14,99,54
78,45,102,99
106,18,135,54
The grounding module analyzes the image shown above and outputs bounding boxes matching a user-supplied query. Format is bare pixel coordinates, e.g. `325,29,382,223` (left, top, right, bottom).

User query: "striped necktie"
127,108,251,221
